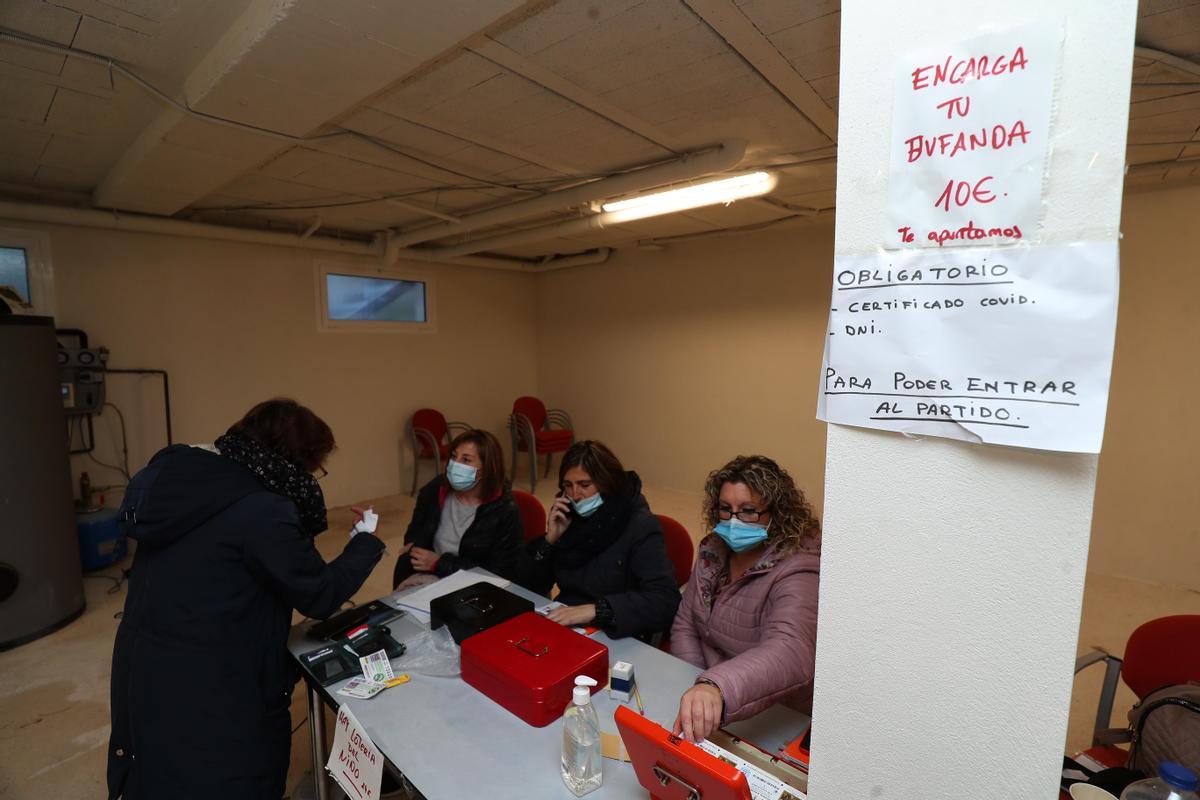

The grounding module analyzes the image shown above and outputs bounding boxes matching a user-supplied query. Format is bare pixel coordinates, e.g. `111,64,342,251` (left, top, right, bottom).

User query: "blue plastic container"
76,508,126,571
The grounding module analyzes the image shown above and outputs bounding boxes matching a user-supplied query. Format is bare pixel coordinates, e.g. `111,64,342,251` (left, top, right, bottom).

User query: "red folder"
614,705,752,800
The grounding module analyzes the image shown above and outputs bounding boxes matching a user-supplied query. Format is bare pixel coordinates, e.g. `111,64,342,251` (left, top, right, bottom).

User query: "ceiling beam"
351,107,585,176
90,0,537,215
681,0,838,142
469,38,680,153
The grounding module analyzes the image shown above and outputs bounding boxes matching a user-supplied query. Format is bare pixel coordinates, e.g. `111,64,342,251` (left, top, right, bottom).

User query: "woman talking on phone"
513,440,679,640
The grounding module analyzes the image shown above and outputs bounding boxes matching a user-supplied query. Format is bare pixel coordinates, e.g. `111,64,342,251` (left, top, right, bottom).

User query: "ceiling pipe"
0,200,375,255
0,201,534,271
1134,46,1200,79
387,139,747,248
538,248,612,272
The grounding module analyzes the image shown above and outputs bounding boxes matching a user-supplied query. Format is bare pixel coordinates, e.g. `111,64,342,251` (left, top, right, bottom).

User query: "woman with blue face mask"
392,429,523,589
669,455,822,744
513,440,680,640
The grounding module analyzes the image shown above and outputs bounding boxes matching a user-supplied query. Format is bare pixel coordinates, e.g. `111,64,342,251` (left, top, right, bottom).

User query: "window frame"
314,261,437,334
0,227,54,317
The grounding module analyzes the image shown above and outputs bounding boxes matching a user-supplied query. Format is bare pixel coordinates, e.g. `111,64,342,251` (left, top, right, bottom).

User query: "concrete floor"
0,468,1195,798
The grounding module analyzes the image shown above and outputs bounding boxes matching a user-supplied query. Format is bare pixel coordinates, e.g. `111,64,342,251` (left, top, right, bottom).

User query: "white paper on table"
696,739,802,800
392,570,511,613
326,704,384,800
817,241,1118,453
884,22,1061,249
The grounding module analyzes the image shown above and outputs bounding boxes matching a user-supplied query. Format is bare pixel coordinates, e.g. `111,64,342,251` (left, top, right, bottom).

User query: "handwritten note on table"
886,22,1061,248
816,242,1118,453
326,704,383,800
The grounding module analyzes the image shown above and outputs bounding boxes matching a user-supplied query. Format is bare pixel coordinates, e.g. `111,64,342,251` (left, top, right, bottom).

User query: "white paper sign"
816,242,1118,453
326,704,384,800
886,23,1061,248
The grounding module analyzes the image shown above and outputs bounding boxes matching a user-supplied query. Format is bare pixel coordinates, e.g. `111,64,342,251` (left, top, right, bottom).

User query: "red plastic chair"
409,408,470,495
654,514,696,653
1068,615,1200,776
508,396,574,492
656,514,695,588
511,490,547,544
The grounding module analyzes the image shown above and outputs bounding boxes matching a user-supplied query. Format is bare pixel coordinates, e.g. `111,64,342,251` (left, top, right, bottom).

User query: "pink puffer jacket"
670,534,820,722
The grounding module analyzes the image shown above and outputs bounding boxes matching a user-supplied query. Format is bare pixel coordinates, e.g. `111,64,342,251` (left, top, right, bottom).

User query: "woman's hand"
409,546,439,573
546,496,572,543
546,604,595,627
672,682,724,743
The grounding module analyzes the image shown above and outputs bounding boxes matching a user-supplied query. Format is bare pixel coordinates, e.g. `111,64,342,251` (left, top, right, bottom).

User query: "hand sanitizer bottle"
561,675,602,796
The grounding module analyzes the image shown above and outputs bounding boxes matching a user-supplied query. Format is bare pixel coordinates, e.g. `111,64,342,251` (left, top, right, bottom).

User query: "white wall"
37,225,539,508
809,3,1137,800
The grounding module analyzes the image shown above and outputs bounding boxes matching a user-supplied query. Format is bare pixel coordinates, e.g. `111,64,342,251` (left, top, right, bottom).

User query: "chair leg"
409,439,419,497
543,452,553,479
529,449,537,493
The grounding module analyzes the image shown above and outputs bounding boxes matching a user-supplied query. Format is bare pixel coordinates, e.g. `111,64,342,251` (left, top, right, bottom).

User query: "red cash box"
460,611,608,727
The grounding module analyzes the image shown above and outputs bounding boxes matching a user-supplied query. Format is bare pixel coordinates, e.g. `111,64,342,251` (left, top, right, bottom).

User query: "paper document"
817,241,1118,452
326,705,383,800
391,570,511,613
697,740,807,800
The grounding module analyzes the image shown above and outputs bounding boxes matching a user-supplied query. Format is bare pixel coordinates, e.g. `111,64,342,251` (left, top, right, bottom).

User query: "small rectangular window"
0,246,30,304
326,273,426,323
315,262,435,333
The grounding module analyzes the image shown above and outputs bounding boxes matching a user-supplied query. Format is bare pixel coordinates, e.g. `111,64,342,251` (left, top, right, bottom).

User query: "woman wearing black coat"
107,399,384,800
392,428,523,588
513,440,680,640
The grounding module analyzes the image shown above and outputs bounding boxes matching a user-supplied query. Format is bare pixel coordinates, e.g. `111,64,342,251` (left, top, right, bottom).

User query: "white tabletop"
288,569,809,799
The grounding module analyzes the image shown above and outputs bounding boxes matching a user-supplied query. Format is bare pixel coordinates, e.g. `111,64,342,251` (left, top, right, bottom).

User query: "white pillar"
809,3,1137,799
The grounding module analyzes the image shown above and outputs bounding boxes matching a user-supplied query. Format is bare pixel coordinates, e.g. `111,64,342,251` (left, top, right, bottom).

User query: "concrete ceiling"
0,0,1197,263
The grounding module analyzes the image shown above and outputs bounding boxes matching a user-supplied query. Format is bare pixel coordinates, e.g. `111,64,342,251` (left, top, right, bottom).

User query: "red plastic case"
460,611,608,727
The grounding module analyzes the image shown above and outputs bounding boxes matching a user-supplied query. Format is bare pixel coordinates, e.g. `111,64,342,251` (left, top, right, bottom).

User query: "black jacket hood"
119,445,264,548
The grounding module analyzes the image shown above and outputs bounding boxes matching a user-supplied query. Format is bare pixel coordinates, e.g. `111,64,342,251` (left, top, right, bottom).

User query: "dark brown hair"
226,398,335,473
449,429,506,498
558,440,627,497
703,455,821,555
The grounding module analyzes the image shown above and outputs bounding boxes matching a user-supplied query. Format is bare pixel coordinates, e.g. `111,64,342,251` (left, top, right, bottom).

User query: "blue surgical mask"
713,518,769,552
446,460,478,491
572,492,604,518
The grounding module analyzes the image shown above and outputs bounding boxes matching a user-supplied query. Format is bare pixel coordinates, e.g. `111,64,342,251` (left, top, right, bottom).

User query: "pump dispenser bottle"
561,675,602,796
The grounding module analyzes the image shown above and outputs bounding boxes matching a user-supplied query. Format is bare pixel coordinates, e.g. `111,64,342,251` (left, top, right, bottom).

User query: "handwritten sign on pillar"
816,242,1118,453
326,704,383,800
886,23,1061,248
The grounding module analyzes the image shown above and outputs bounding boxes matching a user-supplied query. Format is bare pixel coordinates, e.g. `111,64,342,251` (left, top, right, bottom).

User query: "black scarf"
554,471,642,569
215,432,328,536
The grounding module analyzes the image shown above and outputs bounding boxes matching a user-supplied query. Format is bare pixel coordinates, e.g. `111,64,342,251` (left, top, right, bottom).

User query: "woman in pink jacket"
671,455,821,742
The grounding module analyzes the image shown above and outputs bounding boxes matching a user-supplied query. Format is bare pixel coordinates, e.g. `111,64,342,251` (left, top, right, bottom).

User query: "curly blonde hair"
703,455,821,554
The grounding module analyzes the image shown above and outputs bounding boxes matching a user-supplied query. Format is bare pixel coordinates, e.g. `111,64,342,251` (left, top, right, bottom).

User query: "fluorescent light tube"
600,171,778,223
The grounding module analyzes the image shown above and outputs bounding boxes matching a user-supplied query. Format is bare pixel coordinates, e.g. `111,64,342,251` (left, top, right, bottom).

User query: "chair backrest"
1122,614,1200,699
411,408,448,457
512,396,548,431
656,514,695,588
511,489,547,544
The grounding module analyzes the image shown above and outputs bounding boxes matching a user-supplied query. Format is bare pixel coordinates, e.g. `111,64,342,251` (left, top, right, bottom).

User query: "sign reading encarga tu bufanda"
886,22,1061,248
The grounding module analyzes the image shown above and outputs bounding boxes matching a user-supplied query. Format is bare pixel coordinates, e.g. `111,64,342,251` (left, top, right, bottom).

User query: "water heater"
0,315,85,649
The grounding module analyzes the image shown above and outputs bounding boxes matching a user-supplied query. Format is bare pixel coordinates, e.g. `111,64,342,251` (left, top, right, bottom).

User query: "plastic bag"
393,626,461,677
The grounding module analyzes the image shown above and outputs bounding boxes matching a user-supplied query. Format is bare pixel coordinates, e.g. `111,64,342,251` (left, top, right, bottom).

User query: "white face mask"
446,459,478,491
572,492,604,517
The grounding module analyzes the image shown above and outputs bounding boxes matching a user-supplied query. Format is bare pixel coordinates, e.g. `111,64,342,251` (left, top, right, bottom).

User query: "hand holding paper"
351,506,378,537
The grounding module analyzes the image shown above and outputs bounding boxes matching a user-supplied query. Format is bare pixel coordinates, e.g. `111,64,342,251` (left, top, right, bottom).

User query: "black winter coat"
107,445,383,800
512,472,680,640
391,475,524,587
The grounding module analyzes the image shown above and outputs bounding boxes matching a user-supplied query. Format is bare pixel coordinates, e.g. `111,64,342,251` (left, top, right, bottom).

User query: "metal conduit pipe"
387,139,747,248
0,201,537,271
0,200,376,256
1134,46,1200,79
538,248,612,272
